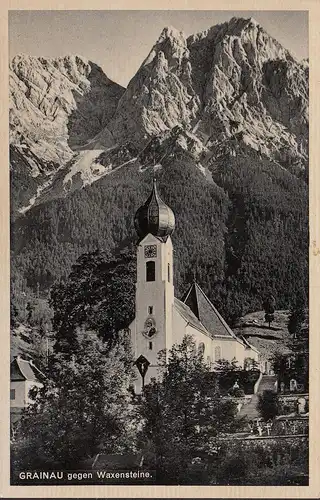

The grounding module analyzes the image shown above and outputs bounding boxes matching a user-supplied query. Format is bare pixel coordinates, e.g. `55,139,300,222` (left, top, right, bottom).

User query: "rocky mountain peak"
10,53,125,152
157,25,186,43
107,18,307,172
141,25,189,73
10,18,309,353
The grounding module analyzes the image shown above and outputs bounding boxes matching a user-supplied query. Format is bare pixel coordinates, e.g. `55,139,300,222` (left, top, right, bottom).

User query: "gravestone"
290,378,297,392
297,397,306,414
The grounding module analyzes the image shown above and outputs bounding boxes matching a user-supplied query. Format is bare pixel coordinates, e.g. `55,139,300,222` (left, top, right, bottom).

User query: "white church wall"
132,232,175,392
172,309,214,360
246,347,260,364
233,342,259,368
235,341,247,368
185,324,212,356
172,307,188,345
212,338,241,366
134,234,174,364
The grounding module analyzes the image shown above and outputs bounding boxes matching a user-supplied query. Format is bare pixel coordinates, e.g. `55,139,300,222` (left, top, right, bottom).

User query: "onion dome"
134,179,175,239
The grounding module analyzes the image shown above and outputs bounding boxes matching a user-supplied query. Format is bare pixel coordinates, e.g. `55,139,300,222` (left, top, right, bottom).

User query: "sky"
9,10,308,87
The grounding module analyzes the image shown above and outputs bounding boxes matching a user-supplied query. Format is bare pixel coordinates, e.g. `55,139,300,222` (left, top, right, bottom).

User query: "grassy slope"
234,310,291,360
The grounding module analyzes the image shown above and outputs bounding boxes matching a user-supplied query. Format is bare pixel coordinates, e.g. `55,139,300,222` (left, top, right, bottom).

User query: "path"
239,375,278,421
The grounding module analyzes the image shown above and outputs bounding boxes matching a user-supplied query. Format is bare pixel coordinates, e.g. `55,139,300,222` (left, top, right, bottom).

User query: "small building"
10,355,45,412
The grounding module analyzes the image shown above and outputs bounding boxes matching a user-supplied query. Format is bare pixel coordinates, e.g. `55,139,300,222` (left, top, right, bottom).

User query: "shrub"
213,438,308,485
228,387,245,398
257,390,280,421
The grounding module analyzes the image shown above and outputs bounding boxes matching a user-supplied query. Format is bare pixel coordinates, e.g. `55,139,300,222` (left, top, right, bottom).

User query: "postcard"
1,1,319,498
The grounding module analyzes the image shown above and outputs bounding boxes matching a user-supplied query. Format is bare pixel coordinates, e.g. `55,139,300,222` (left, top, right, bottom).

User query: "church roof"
239,335,259,352
182,282,237,339
10,356,45,382
174,298,211,337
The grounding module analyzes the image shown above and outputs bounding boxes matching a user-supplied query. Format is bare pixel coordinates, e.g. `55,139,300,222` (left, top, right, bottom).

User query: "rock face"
10,54,124,163
10,55,124,212
108,17,308,170
10,17,308,214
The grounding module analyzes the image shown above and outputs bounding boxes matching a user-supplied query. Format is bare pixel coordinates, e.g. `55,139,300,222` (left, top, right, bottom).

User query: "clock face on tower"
144,245,157,258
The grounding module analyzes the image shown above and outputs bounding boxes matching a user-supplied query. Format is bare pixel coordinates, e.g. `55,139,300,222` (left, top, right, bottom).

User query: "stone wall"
278,393,309,415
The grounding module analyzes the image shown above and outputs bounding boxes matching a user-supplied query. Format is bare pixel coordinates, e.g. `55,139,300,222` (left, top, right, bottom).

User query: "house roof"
10,356,45,382
181,282,237,340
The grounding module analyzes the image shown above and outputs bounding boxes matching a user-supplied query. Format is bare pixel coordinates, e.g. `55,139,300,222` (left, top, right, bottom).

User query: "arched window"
146,261,155,282
244,357,253,370
198,342,205,356
215,346,221,361
207,355,211,367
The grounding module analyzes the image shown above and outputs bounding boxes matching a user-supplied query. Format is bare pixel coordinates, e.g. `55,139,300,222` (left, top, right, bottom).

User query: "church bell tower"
131,179,175,392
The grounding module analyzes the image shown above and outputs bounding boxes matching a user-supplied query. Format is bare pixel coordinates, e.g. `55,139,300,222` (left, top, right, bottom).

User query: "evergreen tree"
263,293,276,327
288,296,309,390
26,301,35,324
288,292,307,339
10,300,18,328
257,390,280,421
214,358,239,373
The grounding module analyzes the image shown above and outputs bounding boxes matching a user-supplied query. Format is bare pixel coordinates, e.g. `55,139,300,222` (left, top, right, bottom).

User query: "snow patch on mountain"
63,149,107,189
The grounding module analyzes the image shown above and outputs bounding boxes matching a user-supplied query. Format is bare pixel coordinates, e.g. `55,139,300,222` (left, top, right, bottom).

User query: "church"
129,179,259,392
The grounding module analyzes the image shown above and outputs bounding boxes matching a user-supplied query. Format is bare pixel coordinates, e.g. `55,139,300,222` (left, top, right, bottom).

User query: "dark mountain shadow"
66,61,125,150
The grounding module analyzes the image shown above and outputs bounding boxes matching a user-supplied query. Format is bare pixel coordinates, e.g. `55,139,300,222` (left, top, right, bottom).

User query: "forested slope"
12,146,307,324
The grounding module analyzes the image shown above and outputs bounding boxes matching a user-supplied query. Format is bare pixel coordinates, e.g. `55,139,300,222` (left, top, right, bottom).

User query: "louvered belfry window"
146,261,155,282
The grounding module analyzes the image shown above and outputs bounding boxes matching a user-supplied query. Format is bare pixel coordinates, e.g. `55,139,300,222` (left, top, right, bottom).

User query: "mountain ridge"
10,17,308,215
